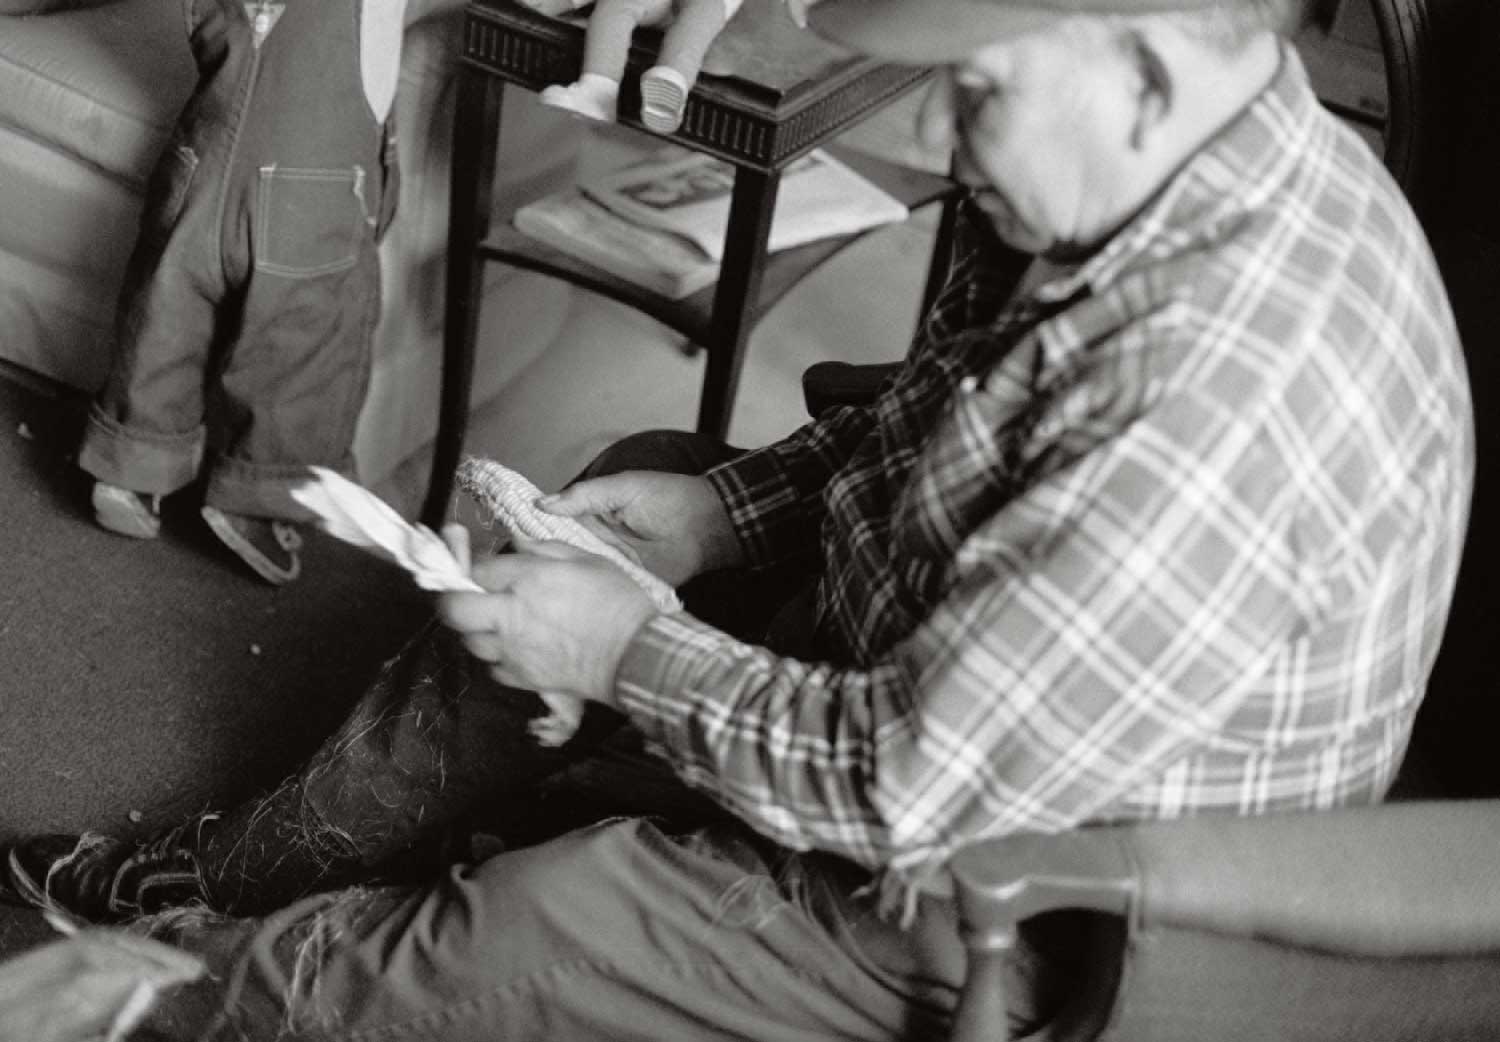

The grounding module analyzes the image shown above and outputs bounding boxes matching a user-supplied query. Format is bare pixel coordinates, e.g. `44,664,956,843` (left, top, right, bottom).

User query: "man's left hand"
438,539,658,704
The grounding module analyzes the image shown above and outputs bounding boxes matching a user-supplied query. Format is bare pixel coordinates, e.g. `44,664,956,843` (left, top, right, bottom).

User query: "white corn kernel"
457,458,681,611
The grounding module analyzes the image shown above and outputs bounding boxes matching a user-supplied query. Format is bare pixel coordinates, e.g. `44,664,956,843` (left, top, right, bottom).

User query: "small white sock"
539,73,620,122
576,73,621,101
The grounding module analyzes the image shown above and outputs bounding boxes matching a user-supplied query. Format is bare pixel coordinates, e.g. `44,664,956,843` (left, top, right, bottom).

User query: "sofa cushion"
0,0,194,186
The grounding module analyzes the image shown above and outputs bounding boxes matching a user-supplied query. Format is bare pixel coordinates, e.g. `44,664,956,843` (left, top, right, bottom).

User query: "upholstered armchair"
947,802,1500,1041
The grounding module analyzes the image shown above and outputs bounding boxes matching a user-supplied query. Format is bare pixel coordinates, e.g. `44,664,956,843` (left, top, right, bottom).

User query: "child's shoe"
201,505,302,585
91,482,162,539
639,65,689,134
538,73,620,123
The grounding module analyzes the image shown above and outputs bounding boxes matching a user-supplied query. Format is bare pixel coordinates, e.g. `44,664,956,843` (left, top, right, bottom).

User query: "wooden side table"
421,0,960,527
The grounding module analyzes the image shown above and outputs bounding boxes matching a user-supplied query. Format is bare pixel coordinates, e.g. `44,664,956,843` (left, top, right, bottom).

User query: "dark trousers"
78,0,395,521
141,433,1062,1040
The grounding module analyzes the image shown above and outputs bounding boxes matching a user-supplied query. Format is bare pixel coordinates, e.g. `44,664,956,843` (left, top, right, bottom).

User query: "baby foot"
513,0,586,16
538,73,620,123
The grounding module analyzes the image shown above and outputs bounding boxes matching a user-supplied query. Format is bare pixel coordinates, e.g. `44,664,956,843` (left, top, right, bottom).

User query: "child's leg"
539,0,673,122
654,0,726,86
77,0,252,532
201,0,390,529
580,0,672,81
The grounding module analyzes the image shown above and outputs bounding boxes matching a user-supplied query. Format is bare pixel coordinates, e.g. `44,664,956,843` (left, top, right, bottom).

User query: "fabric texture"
0,0,542,493
616,47,1475,888
17,33,1475,1042
0,0,193,181
75,0,395,520
130,432,1056,1042
183,432,758,917
153,819,991,1042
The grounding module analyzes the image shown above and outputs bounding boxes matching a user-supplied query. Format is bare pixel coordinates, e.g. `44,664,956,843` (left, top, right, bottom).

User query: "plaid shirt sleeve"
703,400,881,568
703,200,1025,571
616,369,1318,878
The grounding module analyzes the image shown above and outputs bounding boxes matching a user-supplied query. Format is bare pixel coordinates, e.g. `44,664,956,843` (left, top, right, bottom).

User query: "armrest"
947,801,1500,1042
801,360,900,417
953,800,1500,959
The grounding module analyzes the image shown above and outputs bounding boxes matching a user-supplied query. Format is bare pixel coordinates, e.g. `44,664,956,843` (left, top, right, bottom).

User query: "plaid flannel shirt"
614,49,1474,884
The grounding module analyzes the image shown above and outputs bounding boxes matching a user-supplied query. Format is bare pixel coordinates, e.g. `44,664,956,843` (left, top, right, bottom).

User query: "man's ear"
1126,29,1172,151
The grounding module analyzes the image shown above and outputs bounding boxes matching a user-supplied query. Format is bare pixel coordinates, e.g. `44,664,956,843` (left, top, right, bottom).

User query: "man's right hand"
537,471,743,586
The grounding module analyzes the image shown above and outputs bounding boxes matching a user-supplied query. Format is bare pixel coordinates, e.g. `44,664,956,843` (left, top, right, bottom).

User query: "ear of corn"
457,457,687,747
457,457,682,612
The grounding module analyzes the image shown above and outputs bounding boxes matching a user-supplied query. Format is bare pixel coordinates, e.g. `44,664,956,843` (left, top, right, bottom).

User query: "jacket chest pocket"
254,165,372,278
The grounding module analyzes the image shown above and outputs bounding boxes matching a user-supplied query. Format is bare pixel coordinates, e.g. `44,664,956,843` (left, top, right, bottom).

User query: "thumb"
536,475,635,518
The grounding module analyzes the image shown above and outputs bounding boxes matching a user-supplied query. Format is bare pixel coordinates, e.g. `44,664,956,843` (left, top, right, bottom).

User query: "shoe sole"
201,505,301,585
638,74,686,134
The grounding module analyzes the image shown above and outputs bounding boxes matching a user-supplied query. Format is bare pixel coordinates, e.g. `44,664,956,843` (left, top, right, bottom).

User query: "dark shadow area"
1401,0,1500,799
0,370,431,950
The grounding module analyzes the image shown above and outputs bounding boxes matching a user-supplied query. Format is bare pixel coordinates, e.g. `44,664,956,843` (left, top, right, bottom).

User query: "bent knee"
579,431,737,480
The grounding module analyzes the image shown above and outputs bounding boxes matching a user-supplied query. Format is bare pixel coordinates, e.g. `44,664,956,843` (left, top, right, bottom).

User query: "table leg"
696,166,782,439
421,66,505,529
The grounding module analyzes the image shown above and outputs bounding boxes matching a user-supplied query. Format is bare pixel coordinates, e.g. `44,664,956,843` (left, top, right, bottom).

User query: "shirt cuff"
614,611,735,751
705,446,807,568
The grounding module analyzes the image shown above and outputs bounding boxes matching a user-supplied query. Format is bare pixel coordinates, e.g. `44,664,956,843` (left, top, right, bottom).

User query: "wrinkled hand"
0,931,205,1042
438,540,659,704
537,471,742,587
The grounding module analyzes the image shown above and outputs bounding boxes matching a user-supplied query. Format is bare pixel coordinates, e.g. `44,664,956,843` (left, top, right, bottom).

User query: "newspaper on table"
578,146,910,262
513,190,719,300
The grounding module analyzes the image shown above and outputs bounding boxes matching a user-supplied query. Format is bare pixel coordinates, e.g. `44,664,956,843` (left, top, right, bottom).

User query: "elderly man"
3,0,1472,1037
